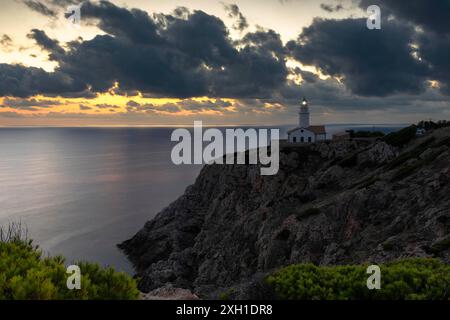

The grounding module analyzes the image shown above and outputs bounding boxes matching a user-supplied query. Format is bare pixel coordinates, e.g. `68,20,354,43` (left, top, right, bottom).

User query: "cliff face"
119,127,450,297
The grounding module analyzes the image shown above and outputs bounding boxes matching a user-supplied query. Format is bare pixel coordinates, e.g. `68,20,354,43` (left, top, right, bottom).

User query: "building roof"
309,125,326,134
288,125,326,135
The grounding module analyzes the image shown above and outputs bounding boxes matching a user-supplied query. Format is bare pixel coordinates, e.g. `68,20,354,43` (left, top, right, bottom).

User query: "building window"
301,137,304,143
293,137,297,142
308,137,312,142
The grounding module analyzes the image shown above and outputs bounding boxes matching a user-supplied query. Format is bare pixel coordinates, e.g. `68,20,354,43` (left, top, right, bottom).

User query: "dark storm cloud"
27,1,286,99
81,1,162,44
6,0,450,115
419,32,450,95
21,0,84,17
49,0,84,5
22,0,57,17
0,64,85,97
359,0,450,35
222,3,249,31
28,29,65,60
287,18,429,96
355,0,450,96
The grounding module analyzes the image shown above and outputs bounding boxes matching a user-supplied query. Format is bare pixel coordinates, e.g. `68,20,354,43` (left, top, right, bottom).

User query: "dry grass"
0,221,28,243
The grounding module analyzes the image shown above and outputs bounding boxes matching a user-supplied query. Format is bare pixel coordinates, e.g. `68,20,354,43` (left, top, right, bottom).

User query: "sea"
0,124,406,273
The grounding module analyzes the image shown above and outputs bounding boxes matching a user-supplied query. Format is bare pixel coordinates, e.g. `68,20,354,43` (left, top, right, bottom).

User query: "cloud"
418,32,450,95
0,34,13,50
320,3,344,12
0,63,86,98
222,3,249,31
2,0,450,125
287,18,429,96
5,1,287,99
0,110,30,118
95,104,120,109
28,29,65,60
22,0,56,17
126,98,233,114
79,104,92,110
1,97,60,111
21,0,85,17
359,0,450,35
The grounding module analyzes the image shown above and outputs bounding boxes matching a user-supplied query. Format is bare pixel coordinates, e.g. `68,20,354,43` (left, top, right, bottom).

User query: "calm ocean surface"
0,125,405,273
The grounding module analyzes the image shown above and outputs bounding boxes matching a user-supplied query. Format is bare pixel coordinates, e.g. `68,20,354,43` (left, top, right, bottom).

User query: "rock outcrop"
119,127,450,298
140,285,199,300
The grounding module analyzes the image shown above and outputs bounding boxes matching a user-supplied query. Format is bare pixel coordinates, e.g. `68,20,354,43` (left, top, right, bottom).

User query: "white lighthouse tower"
299,97,310,128
288,97,327,144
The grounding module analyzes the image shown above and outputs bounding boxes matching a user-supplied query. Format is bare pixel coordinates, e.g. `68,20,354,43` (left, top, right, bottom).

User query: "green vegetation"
383,125,417,147
266,258,450,300
0,223,139,300
218,288,237,300
417,120,450,130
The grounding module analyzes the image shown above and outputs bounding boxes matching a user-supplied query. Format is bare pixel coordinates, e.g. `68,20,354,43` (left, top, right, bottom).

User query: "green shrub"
0,234,139,300
383,125,417,147
266,258,450,300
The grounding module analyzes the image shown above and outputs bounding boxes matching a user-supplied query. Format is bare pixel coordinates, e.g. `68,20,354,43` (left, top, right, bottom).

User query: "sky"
0,0,449,126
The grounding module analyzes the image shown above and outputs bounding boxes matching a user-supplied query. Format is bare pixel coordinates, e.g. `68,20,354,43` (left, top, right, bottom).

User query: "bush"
0,226,139,300
266,258,450,300
417,120,450,130
383,125,417,147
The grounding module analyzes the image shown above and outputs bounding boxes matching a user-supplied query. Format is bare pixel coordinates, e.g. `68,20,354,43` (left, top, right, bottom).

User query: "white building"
288,98,326,143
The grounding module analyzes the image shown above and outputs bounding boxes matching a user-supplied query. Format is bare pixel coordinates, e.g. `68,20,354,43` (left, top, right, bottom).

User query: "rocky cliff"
119,127,450,298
